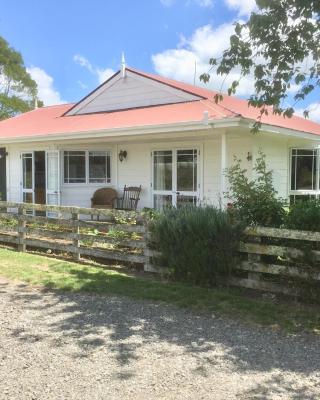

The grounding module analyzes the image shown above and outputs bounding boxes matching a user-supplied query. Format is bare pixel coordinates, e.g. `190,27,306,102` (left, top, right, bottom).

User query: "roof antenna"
193,60,197,86
34,97,38,110
121,52,126,78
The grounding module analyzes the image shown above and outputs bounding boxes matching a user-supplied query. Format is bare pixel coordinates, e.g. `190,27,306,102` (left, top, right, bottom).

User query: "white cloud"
152,23,255,96
296,103,320,123
73,54,95,74
160,0,175,6
193,0,213,7
161,0,213,7
225,0,256,17
96,68,115,84
73,54,115,84
27,66,65,106
77,80,88,90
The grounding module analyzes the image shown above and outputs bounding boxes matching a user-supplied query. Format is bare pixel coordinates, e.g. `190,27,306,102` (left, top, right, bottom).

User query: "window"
64,151,111,184
89,151,111,183
177,149,197,192
22,153,33,189
153,151,172,191
64,151,86,183
290,148,320,202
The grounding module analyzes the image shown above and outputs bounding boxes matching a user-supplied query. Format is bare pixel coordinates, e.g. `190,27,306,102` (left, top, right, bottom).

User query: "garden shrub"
286,199,320,232
149,206,244,286
225,151,286,227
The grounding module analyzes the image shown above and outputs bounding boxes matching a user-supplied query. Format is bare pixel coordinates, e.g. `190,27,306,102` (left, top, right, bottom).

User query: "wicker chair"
116,185,142,211
91,188,118,220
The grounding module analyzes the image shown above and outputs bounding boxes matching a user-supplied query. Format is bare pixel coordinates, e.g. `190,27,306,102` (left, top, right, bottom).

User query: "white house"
0,64,320,209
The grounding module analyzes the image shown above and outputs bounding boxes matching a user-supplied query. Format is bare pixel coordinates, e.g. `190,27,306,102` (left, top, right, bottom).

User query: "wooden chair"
91,188,118,220
116,185,142,211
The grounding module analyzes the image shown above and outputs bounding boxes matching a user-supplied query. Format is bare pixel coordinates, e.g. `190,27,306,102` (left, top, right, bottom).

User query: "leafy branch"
200,0,320,132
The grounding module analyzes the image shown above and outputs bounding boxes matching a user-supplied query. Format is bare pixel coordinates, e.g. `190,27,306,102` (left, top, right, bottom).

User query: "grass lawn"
0,247,319,335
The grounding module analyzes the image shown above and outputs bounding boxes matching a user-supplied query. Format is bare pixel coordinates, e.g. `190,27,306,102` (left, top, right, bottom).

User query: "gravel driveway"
0,278,319,400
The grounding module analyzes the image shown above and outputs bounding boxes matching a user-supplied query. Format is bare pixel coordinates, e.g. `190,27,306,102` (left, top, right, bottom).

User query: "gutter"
245,119,320,141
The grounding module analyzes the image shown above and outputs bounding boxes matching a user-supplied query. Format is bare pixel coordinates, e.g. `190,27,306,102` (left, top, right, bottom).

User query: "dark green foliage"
200,1,320,132
286,199,320,232
142,207,160,221
149,206,244,286
0,36,41,120
225,151,286,227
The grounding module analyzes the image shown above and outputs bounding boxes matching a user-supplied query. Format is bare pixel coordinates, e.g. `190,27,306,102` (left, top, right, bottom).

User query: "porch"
3,130,254,210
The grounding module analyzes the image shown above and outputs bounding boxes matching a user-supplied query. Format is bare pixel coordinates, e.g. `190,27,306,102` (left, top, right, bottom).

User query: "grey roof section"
66,69,203,116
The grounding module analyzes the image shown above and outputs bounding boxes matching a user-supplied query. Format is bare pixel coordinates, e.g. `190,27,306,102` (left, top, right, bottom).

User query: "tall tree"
200,0,320,131
0,36,41,120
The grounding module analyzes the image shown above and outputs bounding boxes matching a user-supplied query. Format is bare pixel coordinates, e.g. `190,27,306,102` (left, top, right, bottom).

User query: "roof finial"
121,52,126,78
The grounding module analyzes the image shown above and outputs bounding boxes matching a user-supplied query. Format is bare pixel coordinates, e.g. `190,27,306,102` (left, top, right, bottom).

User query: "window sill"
62,183,113,188
290,190,320,195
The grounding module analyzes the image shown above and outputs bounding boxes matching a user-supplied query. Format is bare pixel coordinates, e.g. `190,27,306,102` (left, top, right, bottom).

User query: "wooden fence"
0,201,148,267
146,225,320,296
233,226,320,295
0,201,319,297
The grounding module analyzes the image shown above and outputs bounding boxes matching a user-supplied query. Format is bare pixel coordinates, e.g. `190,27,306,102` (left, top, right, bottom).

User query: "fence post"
247,235,261,281
72,212,80,261
18,205,26,252
143,217,152,272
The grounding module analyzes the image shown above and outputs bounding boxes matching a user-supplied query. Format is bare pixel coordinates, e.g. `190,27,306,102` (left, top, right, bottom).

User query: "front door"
0,148,7,201
21,151,60,206
152,148,199,209
46,150,60,206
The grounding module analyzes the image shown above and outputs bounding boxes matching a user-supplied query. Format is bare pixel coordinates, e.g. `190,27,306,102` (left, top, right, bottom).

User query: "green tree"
200,1,320,131
0,36,42,120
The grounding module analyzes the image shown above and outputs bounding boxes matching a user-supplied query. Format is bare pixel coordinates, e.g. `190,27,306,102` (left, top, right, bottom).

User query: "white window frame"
62,150,112,186
20,151,35,204
289,147,320,200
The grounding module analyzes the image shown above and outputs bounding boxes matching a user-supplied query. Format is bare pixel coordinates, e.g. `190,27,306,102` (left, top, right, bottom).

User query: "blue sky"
1,0,319,120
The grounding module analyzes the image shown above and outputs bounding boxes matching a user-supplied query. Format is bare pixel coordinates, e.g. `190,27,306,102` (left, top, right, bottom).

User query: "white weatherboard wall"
253,134,289,199
116,137,253,208
5,142,118,207
212,134,254,204
5,137,226,208
252,133,320,200
203,139,220,205
118,141,203,208
57,143,117,208
4,129,311,208
116,142,151,208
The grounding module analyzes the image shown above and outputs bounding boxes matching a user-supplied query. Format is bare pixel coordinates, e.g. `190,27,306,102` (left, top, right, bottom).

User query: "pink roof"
0,67,320,140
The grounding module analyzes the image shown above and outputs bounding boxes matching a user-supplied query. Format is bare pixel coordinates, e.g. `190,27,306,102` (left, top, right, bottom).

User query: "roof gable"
66,68,205,116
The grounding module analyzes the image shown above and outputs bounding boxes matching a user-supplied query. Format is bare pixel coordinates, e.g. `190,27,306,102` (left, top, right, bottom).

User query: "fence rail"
0,201,148,266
